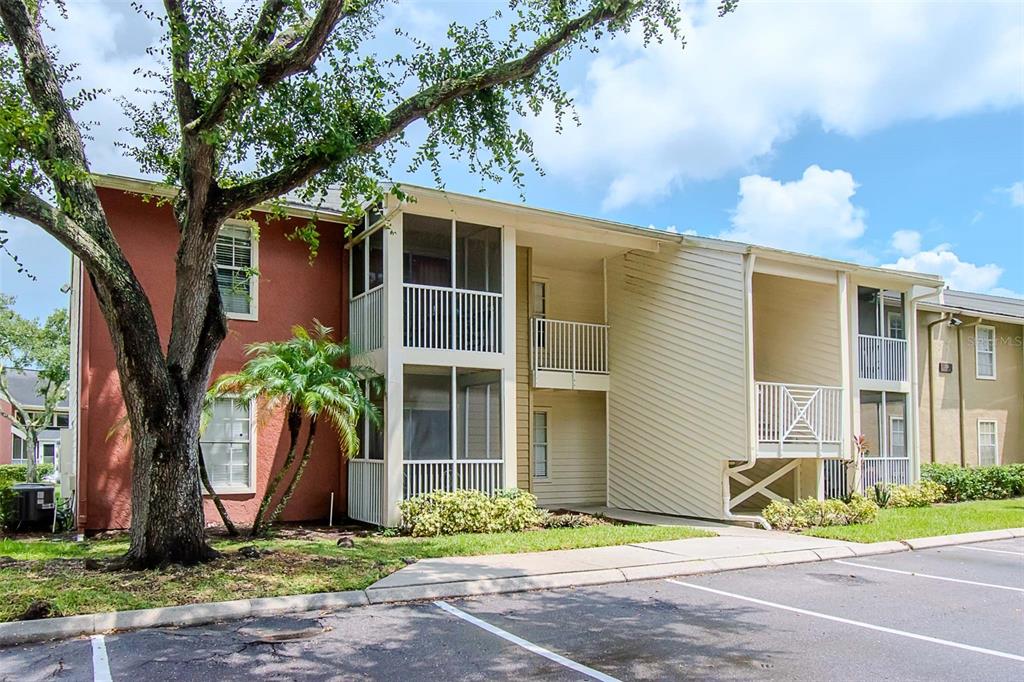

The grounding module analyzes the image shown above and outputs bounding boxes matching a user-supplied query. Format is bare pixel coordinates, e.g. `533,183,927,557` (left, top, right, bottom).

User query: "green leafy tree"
0,294,70,484
0,0,732,565
209,322,378,537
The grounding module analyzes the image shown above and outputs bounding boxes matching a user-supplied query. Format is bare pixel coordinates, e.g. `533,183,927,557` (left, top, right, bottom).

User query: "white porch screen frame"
975,325,996,379
977,420,998,466
215,221,259,321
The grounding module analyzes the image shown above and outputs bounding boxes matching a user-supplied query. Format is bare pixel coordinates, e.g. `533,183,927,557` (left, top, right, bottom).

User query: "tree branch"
163,0,200,125
187,0,351,135
216,0,635,215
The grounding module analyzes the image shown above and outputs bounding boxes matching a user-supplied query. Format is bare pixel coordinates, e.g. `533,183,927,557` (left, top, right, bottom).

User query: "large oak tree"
0,0,729,566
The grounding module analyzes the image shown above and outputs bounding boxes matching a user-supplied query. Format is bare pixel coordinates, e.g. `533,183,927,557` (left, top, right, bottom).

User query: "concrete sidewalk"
364,516,902,602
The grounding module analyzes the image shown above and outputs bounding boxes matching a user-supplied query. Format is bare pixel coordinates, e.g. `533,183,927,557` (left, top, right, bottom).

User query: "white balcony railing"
403,284,502,353
349,286,384,355
532,318,609,375
859,457,912,492
403,460,504,499
858,334,908,382
348,458,385,526
756,382,843,454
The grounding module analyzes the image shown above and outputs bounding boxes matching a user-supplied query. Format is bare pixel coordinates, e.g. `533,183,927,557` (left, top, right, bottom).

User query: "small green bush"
399,488,544,537
921,463,1024,502
763,495,878,531
886,480,946,508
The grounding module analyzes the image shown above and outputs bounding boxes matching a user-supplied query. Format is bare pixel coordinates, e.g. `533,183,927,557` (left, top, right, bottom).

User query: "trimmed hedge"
399,488,544,537
921,463,1024,502
880,480,946,508
763,495,879,531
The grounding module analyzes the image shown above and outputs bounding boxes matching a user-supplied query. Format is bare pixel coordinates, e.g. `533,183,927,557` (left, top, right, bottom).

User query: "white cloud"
890,230,921,257
884,244,1005,293
1007,181,1024,207
527,0,1024,209
718,165,866,257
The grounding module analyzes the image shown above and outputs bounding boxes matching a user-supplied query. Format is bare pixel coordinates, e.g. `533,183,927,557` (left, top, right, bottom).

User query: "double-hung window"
533,411,549,480
978,420,998,467
201,397,254,493
216,222,258,320
11,434,26,463
975,325,996,379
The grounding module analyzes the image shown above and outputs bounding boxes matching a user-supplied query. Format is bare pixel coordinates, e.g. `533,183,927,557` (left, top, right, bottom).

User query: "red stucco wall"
78,188,349,530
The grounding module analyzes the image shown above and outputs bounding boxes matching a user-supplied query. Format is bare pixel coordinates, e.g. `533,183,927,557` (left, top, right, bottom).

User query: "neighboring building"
70,176,350,531
73,176,1022,531
0,368,71,471
916,290,1024,468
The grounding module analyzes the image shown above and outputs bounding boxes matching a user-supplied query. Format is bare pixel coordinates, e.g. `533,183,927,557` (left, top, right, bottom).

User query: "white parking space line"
434,601,621,682
955,545,1024,557
834,560,1024,592
91,634,113,682
665,580,1024,663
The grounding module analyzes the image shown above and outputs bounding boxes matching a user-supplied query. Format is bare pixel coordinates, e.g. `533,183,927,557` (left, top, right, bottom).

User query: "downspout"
925,312,952,463
724,252,769,529
956,317,982,467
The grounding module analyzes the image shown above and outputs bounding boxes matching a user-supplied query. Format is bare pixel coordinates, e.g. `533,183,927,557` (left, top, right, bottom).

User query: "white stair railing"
857,334,908,382
756,382,844,453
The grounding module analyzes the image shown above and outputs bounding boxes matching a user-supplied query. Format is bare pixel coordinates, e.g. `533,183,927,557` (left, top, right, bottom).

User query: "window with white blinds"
978,420,998,467
216,224,257,319
533,411,549,480
201,397,253,492
975,326,996,379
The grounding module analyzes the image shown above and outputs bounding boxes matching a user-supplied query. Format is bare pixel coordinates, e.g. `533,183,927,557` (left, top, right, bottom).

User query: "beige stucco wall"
606,244,749,519
917,311,1024,465
531,389,607,507
752,272,842,386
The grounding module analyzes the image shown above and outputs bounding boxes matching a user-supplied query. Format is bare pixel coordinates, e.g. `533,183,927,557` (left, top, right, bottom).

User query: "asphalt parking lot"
2,538,1022,681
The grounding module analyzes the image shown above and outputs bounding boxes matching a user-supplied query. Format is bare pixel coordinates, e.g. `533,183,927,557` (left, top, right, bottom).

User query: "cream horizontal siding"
516,247,532,489
753,273,841,386
532,390,607,507
532,263,604,324
606,245,748,519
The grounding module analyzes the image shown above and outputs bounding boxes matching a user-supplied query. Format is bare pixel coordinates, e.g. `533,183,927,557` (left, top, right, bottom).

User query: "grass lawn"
0,523,711,622
805,498,1024,543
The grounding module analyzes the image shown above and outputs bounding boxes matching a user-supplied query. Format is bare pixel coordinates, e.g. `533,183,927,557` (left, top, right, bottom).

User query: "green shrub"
886,480,946,508
921,463,1024,502
763,495,878,531
872,482,892,508
399,488,544,537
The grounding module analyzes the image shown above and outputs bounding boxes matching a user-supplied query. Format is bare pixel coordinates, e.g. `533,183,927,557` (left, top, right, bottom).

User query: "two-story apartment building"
341,186,944,527
72,176,989,531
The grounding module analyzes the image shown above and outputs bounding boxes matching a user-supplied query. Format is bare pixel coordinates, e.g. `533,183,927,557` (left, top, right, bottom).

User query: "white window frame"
886,311,904,340
975,325,996,380
38,439,59,467
532,409,550,481
217,220,259,322
888,415,906,459
11,429,27,463
977,420,999,467
201,396,257,494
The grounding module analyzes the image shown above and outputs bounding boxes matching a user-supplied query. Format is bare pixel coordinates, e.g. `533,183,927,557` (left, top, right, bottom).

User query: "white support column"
383,211,405,526
501,224,518,490
837,272,852,460
904,290,921,482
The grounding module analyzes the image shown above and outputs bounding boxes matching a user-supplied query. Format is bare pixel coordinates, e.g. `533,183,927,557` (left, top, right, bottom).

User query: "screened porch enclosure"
857,390,910,491
403,366,504,498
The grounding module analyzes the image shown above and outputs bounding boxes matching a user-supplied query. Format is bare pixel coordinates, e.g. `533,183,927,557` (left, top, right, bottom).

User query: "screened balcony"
857,287,908,383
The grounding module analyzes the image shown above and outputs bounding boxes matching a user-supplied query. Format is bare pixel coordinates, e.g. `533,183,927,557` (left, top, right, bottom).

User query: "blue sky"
1,0,1022,322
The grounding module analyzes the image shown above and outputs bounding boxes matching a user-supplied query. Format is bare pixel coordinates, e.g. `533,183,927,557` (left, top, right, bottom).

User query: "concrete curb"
2,527,1020,647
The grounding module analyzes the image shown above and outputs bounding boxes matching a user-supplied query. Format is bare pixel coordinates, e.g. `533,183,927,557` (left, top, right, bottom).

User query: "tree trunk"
249,406,303,537
199,441,238,537
24,430,38,484
267,417,318,528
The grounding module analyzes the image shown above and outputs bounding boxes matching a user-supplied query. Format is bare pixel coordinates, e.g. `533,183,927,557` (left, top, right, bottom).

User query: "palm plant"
208,321,380,537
